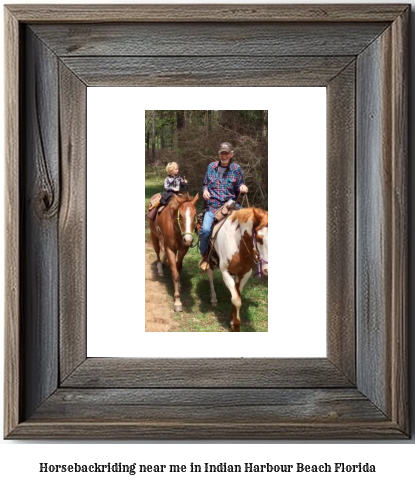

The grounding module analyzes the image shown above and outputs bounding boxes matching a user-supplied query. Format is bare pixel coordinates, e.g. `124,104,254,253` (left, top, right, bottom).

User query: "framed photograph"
86,89,326,356
5,4,409,439
143,107,272,334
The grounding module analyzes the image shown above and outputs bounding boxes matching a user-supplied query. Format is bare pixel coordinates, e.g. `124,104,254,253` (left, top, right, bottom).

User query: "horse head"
253,208,268,276
170,193,199,247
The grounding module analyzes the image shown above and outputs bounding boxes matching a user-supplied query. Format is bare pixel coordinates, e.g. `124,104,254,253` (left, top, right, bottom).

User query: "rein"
252,230,268,279
240,225,268,279
239,192,250,208
238,192,267,278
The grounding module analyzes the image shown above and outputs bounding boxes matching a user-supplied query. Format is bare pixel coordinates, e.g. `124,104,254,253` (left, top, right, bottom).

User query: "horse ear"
192,193,199,204
253,207,263,224
253,208,268,228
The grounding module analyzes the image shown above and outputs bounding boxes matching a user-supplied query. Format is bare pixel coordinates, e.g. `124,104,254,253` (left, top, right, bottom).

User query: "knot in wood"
36,187,59,219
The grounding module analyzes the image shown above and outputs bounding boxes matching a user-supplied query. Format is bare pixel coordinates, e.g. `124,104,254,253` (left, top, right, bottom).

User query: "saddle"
147,206,166,220
197,200,237,268
147,191,186,220
213,199,236,222
148,193,161,210
147,194,166,220
197,199,236,231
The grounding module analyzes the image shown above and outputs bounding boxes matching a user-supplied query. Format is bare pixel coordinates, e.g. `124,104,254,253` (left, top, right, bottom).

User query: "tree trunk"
262,110,268,140
176,110,185,130
160,128,165,149
171,127,175,149
151,110,156,160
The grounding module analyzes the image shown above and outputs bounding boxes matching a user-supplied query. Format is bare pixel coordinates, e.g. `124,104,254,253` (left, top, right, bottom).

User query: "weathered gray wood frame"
4,4,409,439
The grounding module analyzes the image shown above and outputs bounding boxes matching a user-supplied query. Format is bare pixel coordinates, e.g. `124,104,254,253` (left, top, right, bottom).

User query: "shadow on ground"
195,272,263,332
148,256,198,314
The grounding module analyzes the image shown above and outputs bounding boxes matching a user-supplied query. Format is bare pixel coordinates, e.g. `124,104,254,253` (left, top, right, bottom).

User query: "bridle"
156,198,199,248
252,227,268,278
236,193,268,275
241,225,268,278
174,204,199,248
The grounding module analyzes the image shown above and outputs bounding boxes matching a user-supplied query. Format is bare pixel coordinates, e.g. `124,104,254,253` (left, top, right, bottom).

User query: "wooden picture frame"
4,4,409,439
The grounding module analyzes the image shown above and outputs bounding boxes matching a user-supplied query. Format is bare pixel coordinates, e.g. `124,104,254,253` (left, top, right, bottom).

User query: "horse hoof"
211,300,218,307
174,305,183,312
158,272,164,277
230,320,240,332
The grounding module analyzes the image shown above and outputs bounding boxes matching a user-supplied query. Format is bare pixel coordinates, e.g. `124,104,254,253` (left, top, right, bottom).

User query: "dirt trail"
145,242,177,332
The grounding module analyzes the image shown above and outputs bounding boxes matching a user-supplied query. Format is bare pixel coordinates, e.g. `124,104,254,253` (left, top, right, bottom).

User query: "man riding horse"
199,142,248,270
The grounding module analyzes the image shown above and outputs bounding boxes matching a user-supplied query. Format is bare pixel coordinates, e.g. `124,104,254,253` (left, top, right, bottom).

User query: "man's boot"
199,254,210,271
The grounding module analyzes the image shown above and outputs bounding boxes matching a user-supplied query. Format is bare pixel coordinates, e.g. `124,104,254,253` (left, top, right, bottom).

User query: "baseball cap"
219,142,233,153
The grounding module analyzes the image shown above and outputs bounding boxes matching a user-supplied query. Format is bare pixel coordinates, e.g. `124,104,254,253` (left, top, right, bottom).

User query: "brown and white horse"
207,207,268,331
148,193,199,312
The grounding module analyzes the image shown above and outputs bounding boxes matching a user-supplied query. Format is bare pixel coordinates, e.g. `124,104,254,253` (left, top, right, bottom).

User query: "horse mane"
231,207,268,229
168,192,194,211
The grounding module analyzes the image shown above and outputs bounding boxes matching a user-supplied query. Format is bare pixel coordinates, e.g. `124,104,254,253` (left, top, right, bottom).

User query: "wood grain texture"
356,10,408,425
4,5,409,440
389,8,409,432
356,31,390,415
6,4,409,23
356,27,389,416
62,358,353,388
20,28,60,420
58,63,87,382
7,413,406,441
60,56,354,87
7,422,406,441
30,22,388,57
4,6,21,438
326,62,356,383
32,388,386,423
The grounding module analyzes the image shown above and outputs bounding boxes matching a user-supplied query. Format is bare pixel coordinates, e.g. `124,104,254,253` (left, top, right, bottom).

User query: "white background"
87,86,326,357
1,0,414,485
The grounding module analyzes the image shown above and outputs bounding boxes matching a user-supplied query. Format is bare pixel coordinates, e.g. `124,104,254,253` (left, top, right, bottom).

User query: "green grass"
145,166,268,332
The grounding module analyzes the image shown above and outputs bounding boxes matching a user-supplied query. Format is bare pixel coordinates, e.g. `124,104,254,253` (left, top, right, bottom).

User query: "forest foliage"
145,110,268,209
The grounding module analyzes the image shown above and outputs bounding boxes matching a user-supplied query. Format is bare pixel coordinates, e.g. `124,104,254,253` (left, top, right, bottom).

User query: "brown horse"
207,207,268,331
147,193,199,312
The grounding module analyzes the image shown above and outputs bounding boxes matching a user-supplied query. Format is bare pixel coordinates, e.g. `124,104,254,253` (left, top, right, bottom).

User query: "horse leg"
176,248,187,272
230,270,253,331
176,248,188,291
230,301,240,332
238,269,252,294
150,231,164,276
207,269,218,306
221,270,242,332
165,247,183,312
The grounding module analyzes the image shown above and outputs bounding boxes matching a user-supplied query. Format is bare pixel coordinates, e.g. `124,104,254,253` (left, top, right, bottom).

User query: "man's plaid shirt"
203,160,245,211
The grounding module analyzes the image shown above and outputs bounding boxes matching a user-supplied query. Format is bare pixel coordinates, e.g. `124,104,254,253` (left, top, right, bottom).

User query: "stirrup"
199,257,210,271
